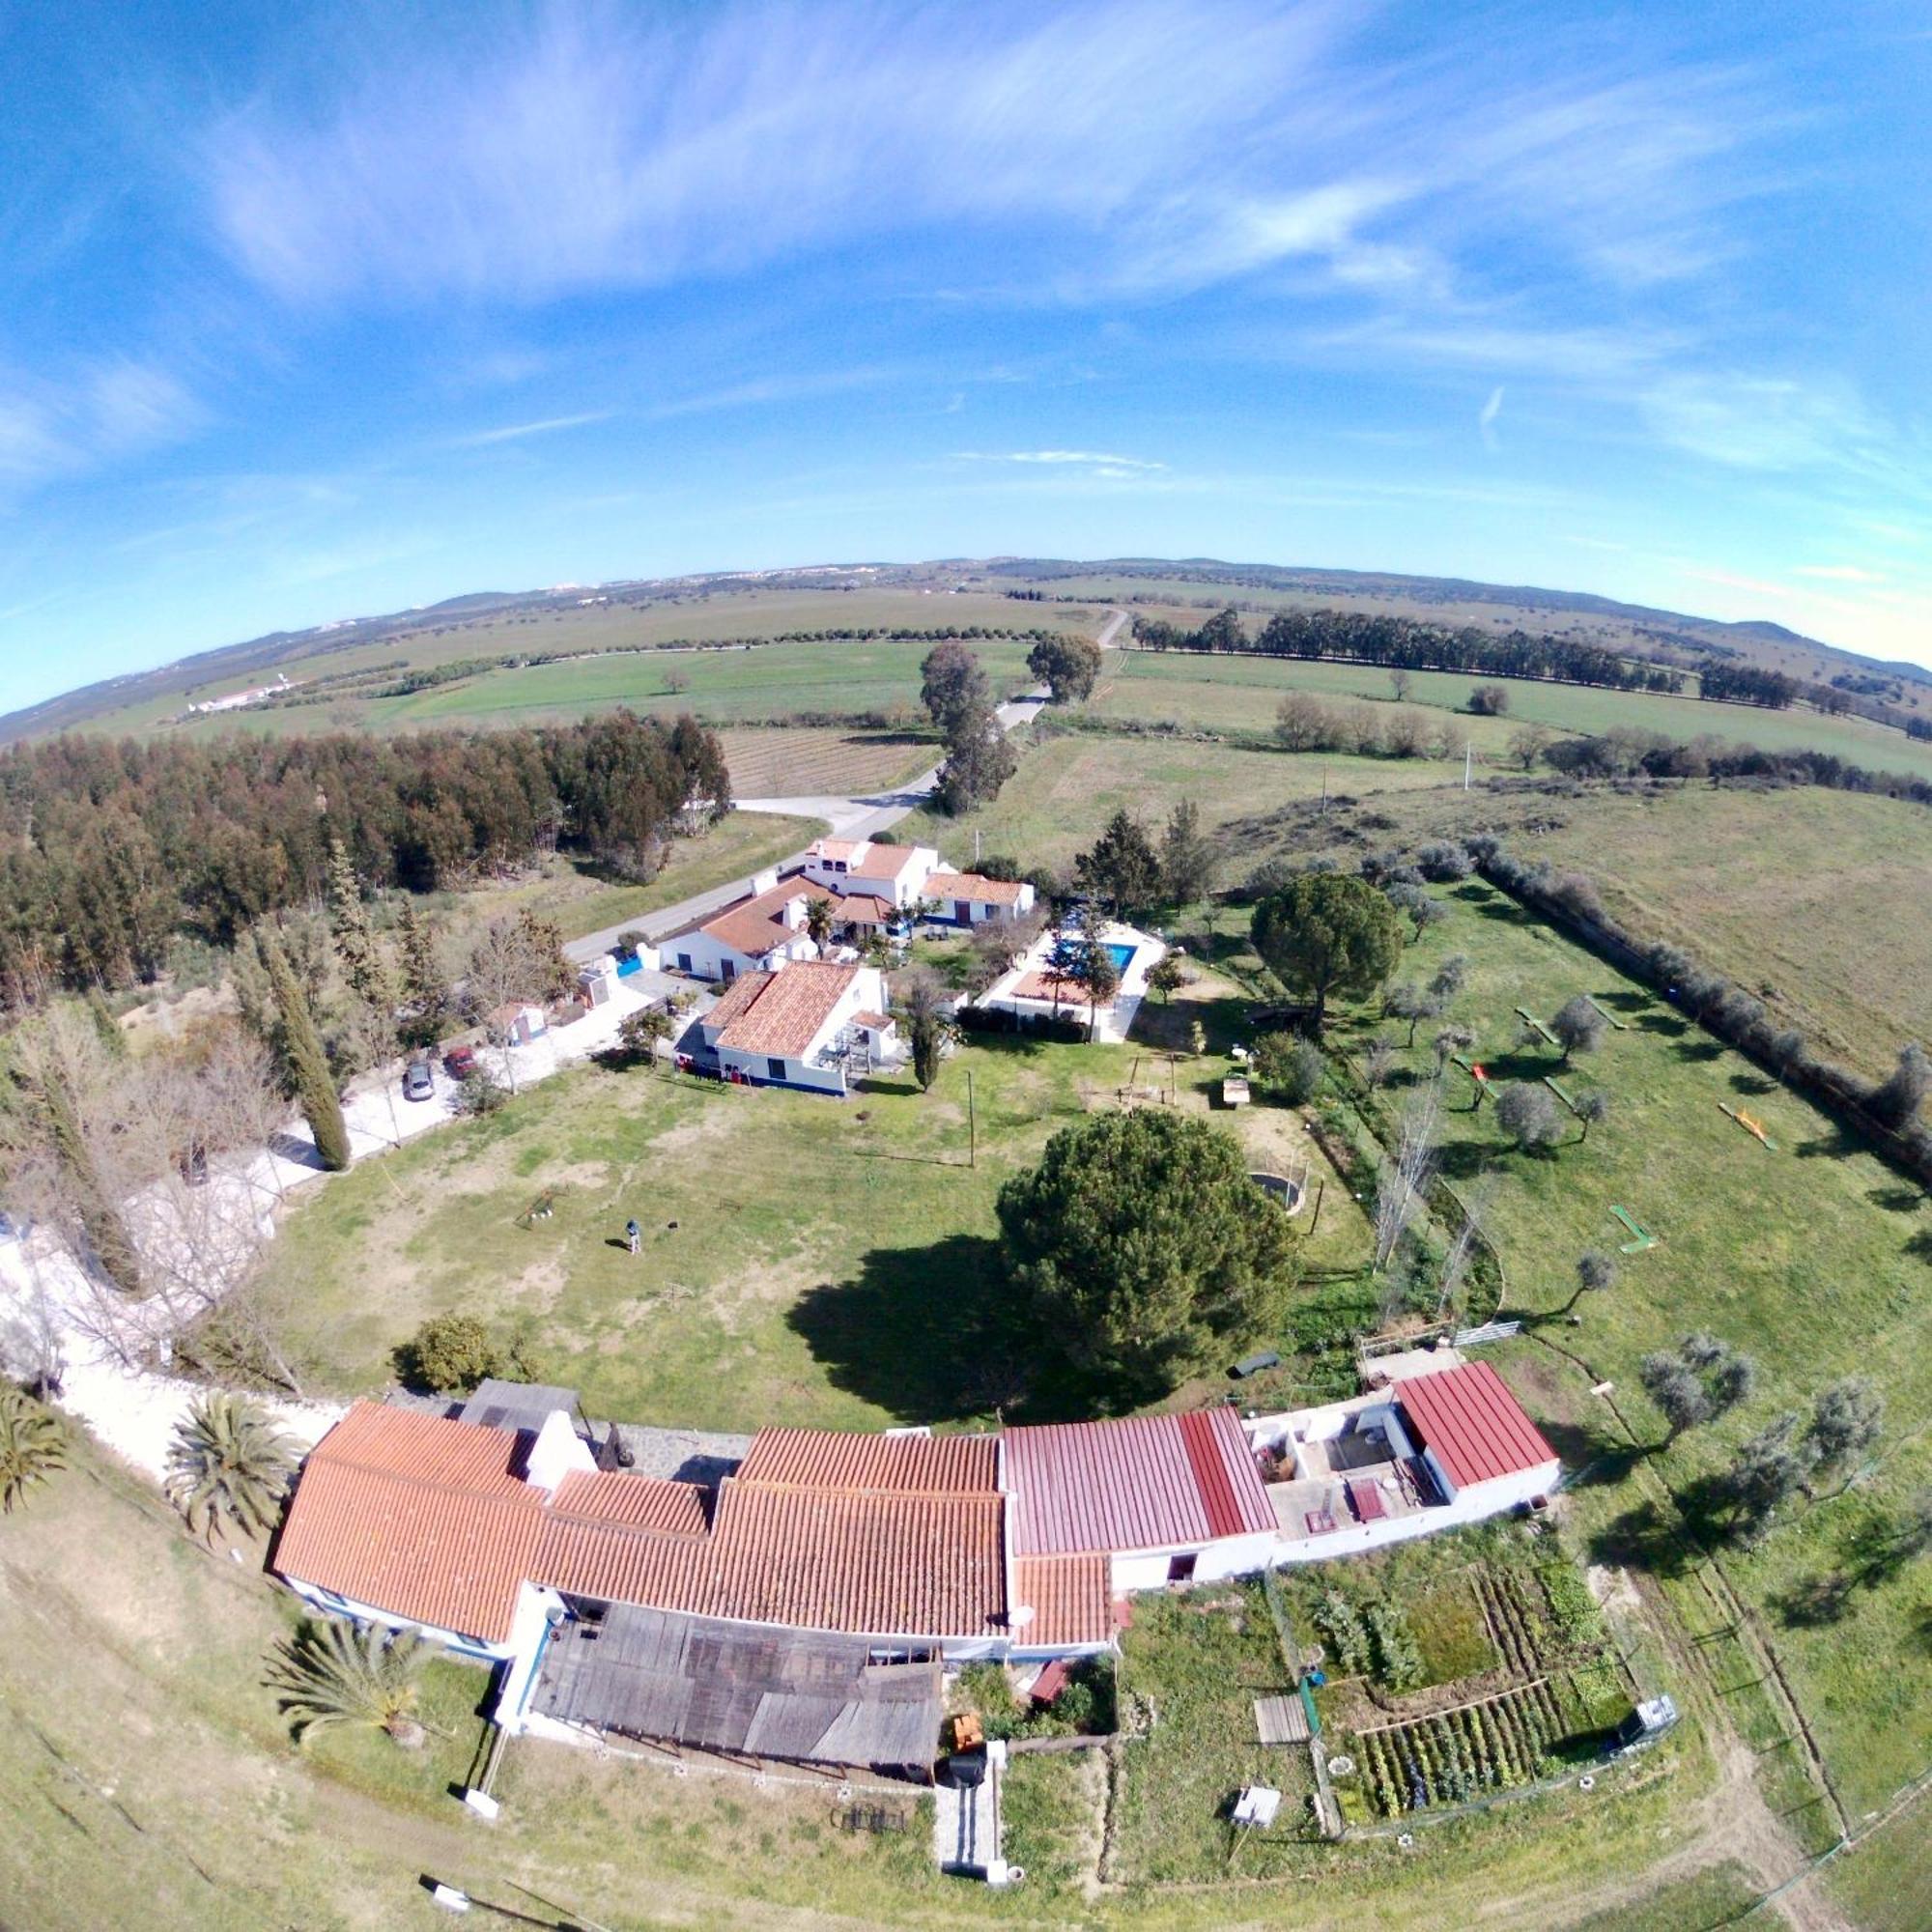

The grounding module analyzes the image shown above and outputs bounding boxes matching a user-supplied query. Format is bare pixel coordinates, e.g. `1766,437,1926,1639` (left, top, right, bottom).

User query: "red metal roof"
1005,1408,1273,1557
1395,1362,1558,1490
735,1427,997,1495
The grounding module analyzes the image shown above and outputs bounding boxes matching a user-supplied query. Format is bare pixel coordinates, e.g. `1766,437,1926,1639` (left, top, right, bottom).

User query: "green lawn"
1100,650,1932,781
262,1037,1169,1430
1325,880,1932,1816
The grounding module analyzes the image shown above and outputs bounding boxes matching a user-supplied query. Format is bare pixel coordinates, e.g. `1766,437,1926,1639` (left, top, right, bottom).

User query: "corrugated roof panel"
1005,1409,1271,1557
1396,1362,1557,1490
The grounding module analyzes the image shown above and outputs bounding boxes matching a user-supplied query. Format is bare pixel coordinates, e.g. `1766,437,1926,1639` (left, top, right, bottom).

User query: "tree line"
0,710,730,1002
1131,605,1687,696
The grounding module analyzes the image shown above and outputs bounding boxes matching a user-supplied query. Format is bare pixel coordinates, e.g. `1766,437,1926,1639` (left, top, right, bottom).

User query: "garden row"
1474,1562,1605,1678
1354,1680,1569,1815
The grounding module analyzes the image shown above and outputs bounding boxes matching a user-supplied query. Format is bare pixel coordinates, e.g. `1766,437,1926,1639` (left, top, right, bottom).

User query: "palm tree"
167,1392,297,1542
0,1385,68,1513
268,1619,430,1748
804,894,836,953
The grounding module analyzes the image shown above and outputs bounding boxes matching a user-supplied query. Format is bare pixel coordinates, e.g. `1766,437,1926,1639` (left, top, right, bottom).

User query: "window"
676,952,692,973
1167,1552,1197,1583
767,1057,786,1083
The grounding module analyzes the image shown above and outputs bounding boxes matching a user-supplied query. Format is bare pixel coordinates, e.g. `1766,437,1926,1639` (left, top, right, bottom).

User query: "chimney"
525,1410,596,1495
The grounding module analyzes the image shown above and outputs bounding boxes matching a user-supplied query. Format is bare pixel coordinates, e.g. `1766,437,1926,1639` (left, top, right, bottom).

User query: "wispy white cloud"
0,356,203,493
197,0,1790,324
956,449,1165,469
1478,384,1504,450
1638,371,1885,470
450,412,612,447
1792,563,1884,582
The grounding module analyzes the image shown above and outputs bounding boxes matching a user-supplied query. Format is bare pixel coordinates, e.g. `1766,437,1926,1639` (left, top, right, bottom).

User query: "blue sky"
2,0,1929,713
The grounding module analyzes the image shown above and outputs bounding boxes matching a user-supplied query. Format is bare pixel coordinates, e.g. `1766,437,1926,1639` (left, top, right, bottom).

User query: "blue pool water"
1101,941,1138,974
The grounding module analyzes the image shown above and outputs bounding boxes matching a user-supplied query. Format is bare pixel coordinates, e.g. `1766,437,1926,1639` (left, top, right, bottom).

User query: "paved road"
566,614,1126,963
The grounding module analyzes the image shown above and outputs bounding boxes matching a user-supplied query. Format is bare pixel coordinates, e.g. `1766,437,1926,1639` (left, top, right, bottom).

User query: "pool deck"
972,921,1167,1046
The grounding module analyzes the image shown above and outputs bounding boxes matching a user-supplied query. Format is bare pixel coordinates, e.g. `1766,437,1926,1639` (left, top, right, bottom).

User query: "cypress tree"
260,926,352,1172
397,901,448,1036
326,837,392,1010
38,1052,144,1296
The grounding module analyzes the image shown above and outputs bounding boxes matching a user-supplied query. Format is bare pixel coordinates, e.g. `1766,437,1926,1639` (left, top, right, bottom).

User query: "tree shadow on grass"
1794,1123,1864,1160
1673,1038,1724,1064
1595,988,1650,1014
1636,1011,1689,1037
1532,1414,1646,1490
786,1235,1117,1425
1450,881,1495,904
1729,1071,1777,1096
1868,1183,1924,1213
1905,1227,1932,1264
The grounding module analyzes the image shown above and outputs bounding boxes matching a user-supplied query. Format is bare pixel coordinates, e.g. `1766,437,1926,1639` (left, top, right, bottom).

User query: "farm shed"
527,1604,942,1776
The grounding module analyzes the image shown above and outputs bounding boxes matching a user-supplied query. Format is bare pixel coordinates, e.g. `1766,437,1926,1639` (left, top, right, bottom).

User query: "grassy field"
1097,649,1932,782
1320,880,1932,1818
258,1030,1371,1432
900,726,1463,874
1516,784,1932,1080
64,585,1097,738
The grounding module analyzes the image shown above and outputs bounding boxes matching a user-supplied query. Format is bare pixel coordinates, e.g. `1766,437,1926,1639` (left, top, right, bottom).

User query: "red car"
443,1043,478,1080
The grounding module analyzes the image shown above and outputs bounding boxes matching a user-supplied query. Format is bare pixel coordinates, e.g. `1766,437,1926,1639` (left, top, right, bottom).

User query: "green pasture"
1333,880,1932,1814
1098,650,1932,781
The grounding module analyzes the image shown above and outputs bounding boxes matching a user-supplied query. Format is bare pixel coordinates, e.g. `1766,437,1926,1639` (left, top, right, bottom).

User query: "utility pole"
1463,742,1472,791
966,1068,977,1168
975,827,981,865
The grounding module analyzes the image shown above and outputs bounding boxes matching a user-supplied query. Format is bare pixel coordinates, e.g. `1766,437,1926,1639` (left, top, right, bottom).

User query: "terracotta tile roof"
1013,1554,1114,1649
709,1481,1007,1636
697,970,772,1036
842,842,925,881
715,961,858,1058
810,838,867,863
835,893,897,926
1395,1362,1557,1491
531,1480,1008,1639
1007,968,1094,1006
272,1403,542,1643
925,870,1028,906
1005,1408,1274,1557
852,1010,893,1031
736,1427,997,1495
692,875,827,958
548,1469,711,1537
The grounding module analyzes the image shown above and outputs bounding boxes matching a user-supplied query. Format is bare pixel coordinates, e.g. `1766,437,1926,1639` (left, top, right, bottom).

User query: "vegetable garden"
1282,1522,1640,1825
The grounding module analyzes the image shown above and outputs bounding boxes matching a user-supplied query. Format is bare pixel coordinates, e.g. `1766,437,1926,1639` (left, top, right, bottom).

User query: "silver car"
402,1059,435,1102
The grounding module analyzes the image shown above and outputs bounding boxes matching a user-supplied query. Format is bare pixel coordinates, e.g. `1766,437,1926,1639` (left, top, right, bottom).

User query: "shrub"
397,1314,536,1394
1468,684,1511,716
1252,1032,1326,1105
1495,1081,1564,1151
1366,1600,1425,1690
453,1068,508,1116
1416,840,1472,882
1315,1589,1373,1676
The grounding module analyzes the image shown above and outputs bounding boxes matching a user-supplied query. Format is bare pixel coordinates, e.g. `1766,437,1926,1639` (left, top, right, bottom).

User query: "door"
955,900,972,924
721,958,735,981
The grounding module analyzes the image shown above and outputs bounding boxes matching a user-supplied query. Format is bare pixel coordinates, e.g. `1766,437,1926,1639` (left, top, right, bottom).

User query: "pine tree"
259,926,352,1172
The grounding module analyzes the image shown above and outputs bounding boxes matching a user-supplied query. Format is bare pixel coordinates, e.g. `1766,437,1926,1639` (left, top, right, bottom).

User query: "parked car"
402,1059,436,1102
442,1043,478,1081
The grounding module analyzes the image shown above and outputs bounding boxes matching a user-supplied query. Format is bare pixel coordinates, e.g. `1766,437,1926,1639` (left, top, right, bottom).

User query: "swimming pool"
1100,941,1138,974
